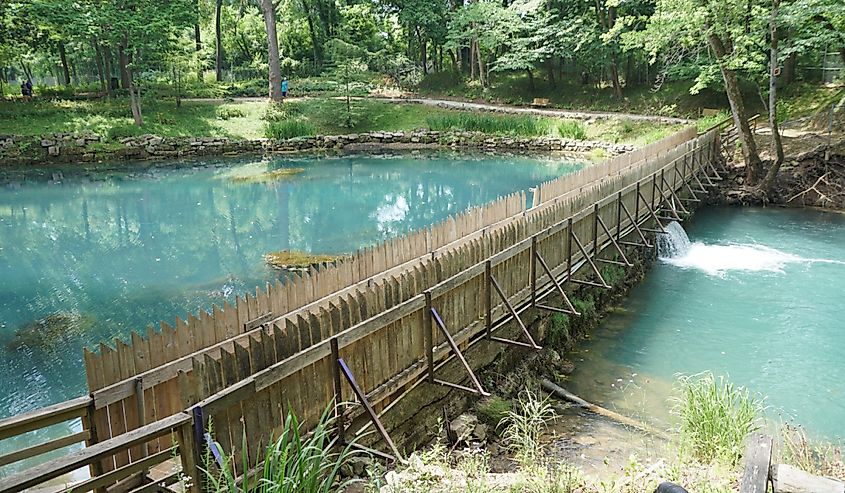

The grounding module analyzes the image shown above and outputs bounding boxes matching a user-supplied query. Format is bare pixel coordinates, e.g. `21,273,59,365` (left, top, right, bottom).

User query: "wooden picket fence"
0,126,720,493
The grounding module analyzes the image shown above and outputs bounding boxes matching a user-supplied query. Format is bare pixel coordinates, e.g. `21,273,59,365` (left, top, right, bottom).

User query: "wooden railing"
0,126,720,492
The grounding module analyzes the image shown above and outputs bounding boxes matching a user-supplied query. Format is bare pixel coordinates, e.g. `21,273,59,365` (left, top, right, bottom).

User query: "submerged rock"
228,166,305,184
7,312,94,352
264,250,344,272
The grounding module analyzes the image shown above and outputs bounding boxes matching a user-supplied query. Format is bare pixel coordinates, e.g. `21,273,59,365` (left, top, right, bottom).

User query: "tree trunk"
103,45,114,97
118,45,131,89
195,24,203,82
708,31,763,183
781,51,796,85
58,42,71,86
526,68,535,92
610,52,623,99
259,0,283,102
547,59,557,88
475,43,486,87
762,0,785,194
470,40,477,80
303,5,322,71
420,32,428,75
92,41,106,91
215,0,224,82
128,77,143,126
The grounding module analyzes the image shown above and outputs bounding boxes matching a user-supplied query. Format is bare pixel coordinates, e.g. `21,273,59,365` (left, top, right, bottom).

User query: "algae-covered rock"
227,165,306,184
264,250,343,272
7,312,94,352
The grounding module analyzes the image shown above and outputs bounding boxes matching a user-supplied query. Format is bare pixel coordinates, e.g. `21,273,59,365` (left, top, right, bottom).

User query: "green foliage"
556,120,587,140
215,105,247,120
671,372,765,466
600,263,626,285
265,119,317,140
571,294,596,320
501,390,556,468
203,404,360,493
476,396,513,428
547,313,571,349
426,113,555,136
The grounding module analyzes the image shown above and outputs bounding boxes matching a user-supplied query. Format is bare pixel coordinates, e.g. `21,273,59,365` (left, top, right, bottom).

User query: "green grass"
500,390,556,468
556,120,587,140
265,120,317,139
671,372,765,466
203,404,360,493
426,113,556,136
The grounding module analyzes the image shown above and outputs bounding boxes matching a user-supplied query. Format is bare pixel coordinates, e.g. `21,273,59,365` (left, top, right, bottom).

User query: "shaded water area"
566,206,845,442
0,152,585,420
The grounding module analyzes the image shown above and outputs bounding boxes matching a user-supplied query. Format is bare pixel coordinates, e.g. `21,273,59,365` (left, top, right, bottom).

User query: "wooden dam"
0,122,732,493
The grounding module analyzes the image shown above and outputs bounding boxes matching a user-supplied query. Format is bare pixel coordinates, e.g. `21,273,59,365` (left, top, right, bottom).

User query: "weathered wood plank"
739,433,773,493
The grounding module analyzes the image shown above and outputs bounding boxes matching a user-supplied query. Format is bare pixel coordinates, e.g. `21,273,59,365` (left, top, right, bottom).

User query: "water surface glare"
0,153,583,418
568,207,845,441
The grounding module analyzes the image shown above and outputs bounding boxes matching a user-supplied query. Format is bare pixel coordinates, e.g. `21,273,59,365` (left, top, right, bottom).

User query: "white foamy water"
657,221,845,276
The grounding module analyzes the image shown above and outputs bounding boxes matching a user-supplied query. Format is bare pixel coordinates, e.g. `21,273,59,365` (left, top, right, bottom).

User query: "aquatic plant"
425,113,555,137
500,390,556,468
556,120,587,140
7,312,94,352
265,119,317,140
203,404,360,493
671,372,765,466
264,250,343,271
228,167,306,184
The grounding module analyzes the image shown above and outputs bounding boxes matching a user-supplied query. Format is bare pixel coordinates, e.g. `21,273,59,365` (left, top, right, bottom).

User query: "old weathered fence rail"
0,125,720,492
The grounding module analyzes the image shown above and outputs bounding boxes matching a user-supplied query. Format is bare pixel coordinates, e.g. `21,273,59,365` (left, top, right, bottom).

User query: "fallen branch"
540,378,668,439
787,172,835,205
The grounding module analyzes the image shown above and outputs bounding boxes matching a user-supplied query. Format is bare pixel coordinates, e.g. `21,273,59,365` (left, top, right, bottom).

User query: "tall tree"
258,0,283,101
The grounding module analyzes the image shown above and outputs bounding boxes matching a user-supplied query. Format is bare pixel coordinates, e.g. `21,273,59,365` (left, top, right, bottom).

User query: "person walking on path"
281,77,289,99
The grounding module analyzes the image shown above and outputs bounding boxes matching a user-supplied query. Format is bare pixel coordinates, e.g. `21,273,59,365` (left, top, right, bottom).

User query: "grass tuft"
265,119,317,140
426,113,555,137
671,372,764,465
500,390,556,468
556,120,587,140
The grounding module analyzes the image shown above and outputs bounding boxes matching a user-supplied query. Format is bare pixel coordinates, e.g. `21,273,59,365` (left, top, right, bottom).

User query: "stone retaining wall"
0,131,635,166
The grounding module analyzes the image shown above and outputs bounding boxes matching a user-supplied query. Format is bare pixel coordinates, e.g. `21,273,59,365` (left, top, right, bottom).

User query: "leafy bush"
556,120,587,140
672,372,764,465
106,123,141,141
265,119,316,140
215,105,247,120
203,405,360,493
426,113,554,136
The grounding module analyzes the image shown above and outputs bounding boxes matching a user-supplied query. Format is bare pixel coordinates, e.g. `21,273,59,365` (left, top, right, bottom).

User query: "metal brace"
429,307,490,396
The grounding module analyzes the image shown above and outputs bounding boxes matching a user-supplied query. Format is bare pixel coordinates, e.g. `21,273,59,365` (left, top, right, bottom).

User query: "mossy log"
264,250,344,271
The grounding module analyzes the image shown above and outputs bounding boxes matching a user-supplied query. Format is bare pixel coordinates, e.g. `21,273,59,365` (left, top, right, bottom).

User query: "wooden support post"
661,170,689,216
634,182,641,224
330,338,345,445
429,308,490,396
485,261,493,339
569,228,611,289
592,204,599,262
615,192,622,242
424,291,434,383
176,420,200,493
337,359,403,462
739,433,773,493
534,250,580,315
82,399,105,493
530,237,537,307
490,275,541,350
566,218,573,282
133,377,149,475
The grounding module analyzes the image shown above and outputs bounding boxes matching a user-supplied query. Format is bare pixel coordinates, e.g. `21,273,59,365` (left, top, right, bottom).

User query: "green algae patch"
8,312,94,352
264,250,344,271
230,167,306,184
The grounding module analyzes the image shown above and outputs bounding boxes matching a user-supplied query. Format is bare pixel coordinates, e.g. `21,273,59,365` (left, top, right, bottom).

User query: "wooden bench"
701,107,722,117
531,98,550,108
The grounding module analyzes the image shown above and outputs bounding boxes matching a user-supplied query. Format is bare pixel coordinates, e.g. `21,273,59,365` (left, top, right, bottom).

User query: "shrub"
547,313,571,349
262,102,303,122
106,123,141,141
215,105,247,120
556,120,587,140
671,372,765,465
426,113,553,137
265,119,317,140
202,405,360,493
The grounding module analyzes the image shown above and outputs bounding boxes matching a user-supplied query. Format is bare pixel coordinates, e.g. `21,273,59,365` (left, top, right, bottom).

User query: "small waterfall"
657,221,691,259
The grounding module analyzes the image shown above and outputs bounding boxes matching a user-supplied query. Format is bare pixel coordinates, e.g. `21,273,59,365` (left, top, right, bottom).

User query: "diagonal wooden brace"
675,165,701,202
534,250,580,316
660,172,688,217
596,212,633,267
490,275,542,350
618,199,653,248
637,188,668,234
569,228,611,289
430,308,490,396
338,358,403,462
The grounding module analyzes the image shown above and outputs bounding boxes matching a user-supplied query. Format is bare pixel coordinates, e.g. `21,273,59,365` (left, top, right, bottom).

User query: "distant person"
281,77,289,99
20,80,32,100
25,79,33,95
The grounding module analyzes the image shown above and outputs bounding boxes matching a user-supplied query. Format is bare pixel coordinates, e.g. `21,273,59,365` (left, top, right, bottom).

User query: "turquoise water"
0,153,583,419
568,207,845,441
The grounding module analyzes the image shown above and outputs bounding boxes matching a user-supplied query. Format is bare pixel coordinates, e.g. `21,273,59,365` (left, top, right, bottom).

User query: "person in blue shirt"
281,77,289,99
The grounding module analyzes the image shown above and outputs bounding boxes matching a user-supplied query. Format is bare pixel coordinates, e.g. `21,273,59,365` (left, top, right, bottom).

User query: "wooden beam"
739,433,773,493
0,430,90,468
0,396,91,440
